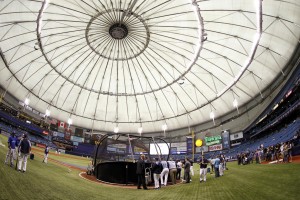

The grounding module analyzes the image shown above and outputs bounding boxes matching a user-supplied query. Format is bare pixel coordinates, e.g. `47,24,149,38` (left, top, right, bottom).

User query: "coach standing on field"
136,154,148,190
18,134,31,173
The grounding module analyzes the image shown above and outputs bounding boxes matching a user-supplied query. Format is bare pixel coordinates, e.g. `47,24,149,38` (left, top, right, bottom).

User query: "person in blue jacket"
214,156,221,178
5,131,19,167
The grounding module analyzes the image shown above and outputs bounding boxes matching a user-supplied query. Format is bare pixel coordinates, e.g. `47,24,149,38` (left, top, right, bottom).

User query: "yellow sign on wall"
195,139,203,147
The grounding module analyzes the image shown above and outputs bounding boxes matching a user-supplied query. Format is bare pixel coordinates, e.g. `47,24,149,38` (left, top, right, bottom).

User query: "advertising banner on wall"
52,131,64,138
222,130,230,149
171,142,187,152
195,146,208,153
230,132,244,141
186,137,193,154
71,136,84,143
208,144,223,151
205,135,222,146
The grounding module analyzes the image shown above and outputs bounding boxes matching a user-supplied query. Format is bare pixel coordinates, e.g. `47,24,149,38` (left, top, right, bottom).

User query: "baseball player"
42,145,50,163
17,134,31,173
4,132,19,167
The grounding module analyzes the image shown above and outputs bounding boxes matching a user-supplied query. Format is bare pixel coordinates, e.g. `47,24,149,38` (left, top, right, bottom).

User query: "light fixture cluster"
233,99,238,108
138,127,143,135
162,123,168,131
114,126,119,133
233,98,239,114
24,98,30,106
67,118,73,125
45,109,51,117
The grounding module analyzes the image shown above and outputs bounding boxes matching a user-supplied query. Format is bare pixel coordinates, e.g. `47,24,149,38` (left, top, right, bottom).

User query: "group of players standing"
4,131,50,172
136,153,226,190
4,132,31,172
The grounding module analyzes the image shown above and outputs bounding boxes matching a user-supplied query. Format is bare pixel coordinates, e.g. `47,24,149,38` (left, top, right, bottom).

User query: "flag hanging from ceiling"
57,121,66,128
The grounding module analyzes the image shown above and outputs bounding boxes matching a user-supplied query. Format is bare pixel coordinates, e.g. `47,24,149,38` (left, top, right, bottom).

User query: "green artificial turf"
32,147,91,168
0,134,299,200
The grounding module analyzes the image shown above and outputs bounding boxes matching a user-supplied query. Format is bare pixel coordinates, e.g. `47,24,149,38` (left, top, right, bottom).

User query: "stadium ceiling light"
162,123,168,131
210,111,215,119
138,127,143,135
67,118,73,125
233,99,240,114
45,109,51,117
24,97,30,106
114,126,119,133
233,99,238,108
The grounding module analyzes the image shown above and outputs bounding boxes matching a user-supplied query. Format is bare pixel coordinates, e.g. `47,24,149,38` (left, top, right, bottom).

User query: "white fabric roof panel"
0,0,299,133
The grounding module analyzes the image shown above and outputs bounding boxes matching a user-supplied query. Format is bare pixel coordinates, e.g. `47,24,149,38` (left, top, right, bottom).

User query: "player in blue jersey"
5,132,19,167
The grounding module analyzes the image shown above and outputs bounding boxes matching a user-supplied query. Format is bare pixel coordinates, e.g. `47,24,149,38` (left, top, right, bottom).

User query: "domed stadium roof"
0,0,299,133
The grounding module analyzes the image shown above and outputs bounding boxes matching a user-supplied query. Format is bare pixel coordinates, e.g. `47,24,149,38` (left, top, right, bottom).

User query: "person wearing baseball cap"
5,131,19,167
17,133,31,173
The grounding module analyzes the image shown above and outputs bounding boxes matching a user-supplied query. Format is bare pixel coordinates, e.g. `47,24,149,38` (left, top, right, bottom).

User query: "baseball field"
0,134,299,200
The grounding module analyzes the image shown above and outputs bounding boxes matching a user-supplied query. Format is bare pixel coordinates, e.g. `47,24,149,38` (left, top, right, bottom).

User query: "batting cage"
92,133,169,185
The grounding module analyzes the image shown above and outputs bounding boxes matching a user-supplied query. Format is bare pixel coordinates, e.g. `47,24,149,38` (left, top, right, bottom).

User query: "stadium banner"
205,140,221,146
205,135,222,146
222,130,230,149
208,144,223,151
230,132,243,141
52,131,64,138
186,137,193,154
71,136,84,143
171,142,187,152
195,146,208,153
